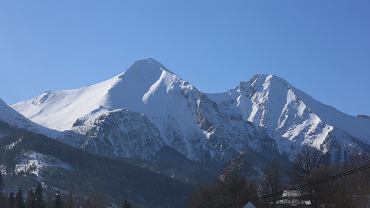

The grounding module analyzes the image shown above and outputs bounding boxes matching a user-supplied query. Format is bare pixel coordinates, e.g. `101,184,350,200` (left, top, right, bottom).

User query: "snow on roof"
243,202,256,208
282,190,302,198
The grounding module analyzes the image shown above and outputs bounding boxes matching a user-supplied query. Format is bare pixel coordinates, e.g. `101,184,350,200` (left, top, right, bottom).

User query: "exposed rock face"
207,74,370,161
66,107,164,160
11,59,370,163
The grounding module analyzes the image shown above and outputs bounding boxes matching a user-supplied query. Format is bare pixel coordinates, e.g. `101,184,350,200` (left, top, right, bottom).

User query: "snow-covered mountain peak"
119,58,172,79
207,73,370,159
357,114,370,120
104,58,195,111
12,59,193,132
234,74,291,97
10,60,370,162
247,74,290,91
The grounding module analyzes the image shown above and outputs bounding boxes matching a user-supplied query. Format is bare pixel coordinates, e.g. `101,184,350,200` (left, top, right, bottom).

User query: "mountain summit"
208,74,370,160
11,59,370,162
12,58,180,131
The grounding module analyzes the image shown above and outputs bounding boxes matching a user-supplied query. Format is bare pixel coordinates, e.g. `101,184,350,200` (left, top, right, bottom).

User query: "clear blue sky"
0,0,369,116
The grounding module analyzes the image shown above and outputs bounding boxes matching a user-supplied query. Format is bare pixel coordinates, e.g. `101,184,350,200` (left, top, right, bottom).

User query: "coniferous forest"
0,173,133,208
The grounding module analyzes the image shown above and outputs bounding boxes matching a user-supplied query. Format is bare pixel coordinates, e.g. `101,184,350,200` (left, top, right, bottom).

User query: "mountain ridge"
0,98,59,137
10,58,370,162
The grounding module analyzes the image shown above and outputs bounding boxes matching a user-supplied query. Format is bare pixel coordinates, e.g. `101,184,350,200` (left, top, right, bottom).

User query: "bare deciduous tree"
188,156,257,208
261,160,282,207
82,193,107,208
294,146,323,178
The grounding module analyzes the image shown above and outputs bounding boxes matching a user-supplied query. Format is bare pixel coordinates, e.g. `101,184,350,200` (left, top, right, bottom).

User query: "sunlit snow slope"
0,98,58,137
12,59,267,160
11,59,370,161
207,74,370,160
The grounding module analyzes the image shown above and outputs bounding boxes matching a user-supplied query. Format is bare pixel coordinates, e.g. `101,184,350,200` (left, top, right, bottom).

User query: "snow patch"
5,137,23,150
15,151,72,178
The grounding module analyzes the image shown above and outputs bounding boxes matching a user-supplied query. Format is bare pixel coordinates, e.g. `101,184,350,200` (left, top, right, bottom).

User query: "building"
243,202,256,208
274,190,311,207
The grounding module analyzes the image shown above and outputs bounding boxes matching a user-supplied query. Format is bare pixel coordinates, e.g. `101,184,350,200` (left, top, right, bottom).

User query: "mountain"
0,104,191,207
358,114,370,120
11,59,370,163
0,98,58,137
12,59,273,162
62,107,164,160
207,74,370,161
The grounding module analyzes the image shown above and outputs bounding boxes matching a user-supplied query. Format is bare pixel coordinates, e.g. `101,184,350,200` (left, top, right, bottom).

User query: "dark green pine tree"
122,200,131,208
54,192,63,208
8,191,16,208
35,183,45,208
26,190,36,208
15,190,26,208
0,173,7,208
0,172,3,192
65,193,74,208
0,193,7,208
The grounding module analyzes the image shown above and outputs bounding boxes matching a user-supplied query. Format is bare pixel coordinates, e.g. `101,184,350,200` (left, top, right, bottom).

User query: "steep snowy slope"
0,98,58,137
207,74,370,160
13,59,270,161
11,76,115,131
12,59,191,133
11,60,370,162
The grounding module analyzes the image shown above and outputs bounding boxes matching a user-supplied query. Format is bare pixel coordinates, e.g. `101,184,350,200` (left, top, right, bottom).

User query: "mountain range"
10,58,370,163
1,58,370,206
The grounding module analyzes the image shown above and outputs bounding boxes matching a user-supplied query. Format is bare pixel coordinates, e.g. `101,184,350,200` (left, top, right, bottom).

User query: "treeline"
188,147,370,208
187,155,258,208
0,125,191,208
0,174,133,208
